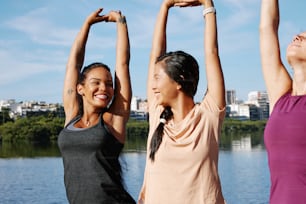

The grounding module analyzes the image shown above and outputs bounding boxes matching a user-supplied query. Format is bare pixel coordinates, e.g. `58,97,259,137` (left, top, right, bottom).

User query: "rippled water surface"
0,149,270,204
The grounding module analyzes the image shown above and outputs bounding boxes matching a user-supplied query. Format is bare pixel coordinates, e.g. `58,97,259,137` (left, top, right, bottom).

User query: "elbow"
259,18,279,33
205,47,219,57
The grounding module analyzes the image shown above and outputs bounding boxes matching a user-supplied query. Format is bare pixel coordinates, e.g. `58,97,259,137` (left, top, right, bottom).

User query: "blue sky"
1,0,306,103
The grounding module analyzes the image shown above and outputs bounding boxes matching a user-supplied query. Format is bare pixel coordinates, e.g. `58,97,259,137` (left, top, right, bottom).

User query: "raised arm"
63,8,105,125
147,1,171,106
200,0,225,108
103,11,131,142
147,0,200,106
111,11,131,120
259,0,291,110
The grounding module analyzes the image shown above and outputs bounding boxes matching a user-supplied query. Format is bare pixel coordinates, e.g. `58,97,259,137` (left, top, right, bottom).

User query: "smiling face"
286,31,306,66
152,61,181,106
78,67,114,109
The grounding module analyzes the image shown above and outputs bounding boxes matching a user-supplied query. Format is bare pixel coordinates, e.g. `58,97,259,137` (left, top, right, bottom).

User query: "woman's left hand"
103,10,124,23
173,0,201,7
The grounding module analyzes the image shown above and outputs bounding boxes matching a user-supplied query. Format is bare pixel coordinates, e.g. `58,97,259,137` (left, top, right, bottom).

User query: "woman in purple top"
260,0,306,203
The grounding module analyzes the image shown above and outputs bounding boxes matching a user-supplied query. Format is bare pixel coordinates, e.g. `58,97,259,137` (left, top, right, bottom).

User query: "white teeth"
95,94,108,99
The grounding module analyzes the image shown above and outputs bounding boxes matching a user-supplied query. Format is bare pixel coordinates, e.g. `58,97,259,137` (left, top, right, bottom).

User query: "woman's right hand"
85,8,106,25
164,0,201,8
103,10,124,23
198,0,214,7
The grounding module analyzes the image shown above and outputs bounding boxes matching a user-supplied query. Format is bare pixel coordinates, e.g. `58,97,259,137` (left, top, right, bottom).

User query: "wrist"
118,15,126,24
162,1,173,10
203,0,214,8
202,7,216,17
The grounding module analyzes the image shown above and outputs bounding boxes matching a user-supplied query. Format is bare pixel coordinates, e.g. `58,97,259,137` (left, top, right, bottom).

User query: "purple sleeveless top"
264,93,306,204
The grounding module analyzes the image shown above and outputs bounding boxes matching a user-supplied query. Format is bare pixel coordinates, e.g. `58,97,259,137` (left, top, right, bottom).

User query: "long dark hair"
149,51,199,161
77,62,111,116
149,106,173,161
157,50,199,97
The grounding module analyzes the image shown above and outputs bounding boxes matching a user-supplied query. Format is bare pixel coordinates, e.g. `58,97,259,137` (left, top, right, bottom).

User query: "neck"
292,68,306,95
170,97,195,123
81,112,100,127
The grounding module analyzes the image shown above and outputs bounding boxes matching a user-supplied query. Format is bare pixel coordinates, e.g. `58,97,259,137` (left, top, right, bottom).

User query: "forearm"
202,0,225,108
260,0,279,32
151,2,170,62
116,15,130,71
114,14,132,114
147,3,170,104
66,21,91,71
203,1,218,57
259,0,281,69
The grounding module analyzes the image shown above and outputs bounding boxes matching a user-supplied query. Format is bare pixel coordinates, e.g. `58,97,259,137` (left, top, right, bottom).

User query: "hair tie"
160,118,166,124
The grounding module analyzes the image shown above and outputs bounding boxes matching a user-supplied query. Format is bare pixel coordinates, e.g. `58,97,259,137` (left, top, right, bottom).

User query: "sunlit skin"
62,8,131,143
139,0,226,202
286,31,306,67
152,62,181,107
260,1,306,109
77,67,114,110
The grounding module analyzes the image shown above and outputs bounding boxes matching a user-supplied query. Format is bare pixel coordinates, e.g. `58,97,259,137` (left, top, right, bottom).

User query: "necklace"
82,116,99,127
80,118,91,127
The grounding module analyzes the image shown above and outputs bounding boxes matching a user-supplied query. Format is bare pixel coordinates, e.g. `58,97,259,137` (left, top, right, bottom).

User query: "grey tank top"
58,115,135,204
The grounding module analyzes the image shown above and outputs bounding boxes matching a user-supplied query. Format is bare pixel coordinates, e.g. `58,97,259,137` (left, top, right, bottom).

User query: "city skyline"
1,0,306,103
0,89,267,105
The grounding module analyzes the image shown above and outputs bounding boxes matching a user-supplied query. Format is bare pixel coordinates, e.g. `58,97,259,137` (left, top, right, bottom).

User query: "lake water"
0,135,270,204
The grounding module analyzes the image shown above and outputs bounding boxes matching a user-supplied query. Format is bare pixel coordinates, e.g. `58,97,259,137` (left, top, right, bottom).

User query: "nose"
151,79,157,91
293,34,301,42
99,82,107,91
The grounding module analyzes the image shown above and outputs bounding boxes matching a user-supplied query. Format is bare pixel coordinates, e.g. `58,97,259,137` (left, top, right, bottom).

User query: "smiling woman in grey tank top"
57,7,135,204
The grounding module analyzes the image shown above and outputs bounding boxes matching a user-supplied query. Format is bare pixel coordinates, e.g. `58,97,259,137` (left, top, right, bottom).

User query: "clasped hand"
85,8,124,25
166,0,212,7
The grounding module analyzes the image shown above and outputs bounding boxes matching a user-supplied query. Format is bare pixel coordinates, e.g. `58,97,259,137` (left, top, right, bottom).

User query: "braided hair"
149,106,173,161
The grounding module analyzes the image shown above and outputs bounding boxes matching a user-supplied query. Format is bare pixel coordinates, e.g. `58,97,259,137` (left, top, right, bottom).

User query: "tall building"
226,90,270,121
226,90,236,105
130,96,148,121
131,96,140,111
247,91,269,120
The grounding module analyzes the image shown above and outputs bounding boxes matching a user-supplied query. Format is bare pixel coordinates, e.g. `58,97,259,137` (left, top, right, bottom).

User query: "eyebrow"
89,78,101,81
89,78,113,83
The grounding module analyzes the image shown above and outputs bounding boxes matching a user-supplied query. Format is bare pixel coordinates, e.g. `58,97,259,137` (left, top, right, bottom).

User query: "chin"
95,101,109,108
158,101,169,107
155,96,169,107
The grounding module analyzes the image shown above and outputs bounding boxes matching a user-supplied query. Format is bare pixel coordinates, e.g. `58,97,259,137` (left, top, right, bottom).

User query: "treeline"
0,115,266,143
0,115,64,143
222,119,266,133
0,115,149,143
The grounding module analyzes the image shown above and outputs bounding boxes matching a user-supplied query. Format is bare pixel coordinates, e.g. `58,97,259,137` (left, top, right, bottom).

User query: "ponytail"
149,107,173,161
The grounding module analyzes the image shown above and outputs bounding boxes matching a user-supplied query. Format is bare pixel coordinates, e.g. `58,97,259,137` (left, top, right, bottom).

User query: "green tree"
0,107,13,125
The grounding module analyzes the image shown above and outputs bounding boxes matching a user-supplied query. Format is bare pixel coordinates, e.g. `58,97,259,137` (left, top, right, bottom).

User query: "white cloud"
3,0,303,102
6,7,76,47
